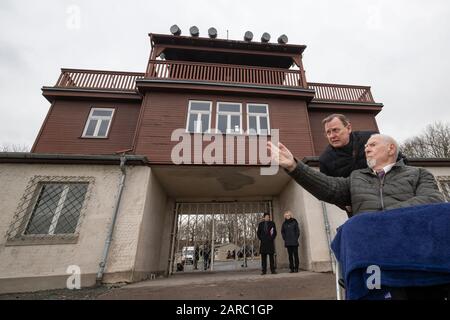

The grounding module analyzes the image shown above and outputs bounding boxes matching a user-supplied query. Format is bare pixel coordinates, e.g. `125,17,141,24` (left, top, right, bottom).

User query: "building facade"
1,29,449,294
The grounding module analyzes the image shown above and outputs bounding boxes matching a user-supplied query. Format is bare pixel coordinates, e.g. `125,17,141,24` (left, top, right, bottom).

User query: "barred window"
437,177,450,201
25,183,88,235
6,176,93,245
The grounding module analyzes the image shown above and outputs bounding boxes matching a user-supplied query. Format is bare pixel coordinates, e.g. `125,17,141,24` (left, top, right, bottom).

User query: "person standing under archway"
281,210,300,273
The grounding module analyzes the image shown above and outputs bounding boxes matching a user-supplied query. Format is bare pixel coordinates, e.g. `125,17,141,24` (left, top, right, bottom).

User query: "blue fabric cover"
331,203,450,300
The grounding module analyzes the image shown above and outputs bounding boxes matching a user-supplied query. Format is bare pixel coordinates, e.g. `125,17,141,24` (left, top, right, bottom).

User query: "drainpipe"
321,201,341,300
96,154,127,285
321,201,336,273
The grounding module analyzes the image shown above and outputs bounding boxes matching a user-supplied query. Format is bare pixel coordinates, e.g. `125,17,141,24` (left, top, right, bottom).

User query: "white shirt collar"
373,162,396,174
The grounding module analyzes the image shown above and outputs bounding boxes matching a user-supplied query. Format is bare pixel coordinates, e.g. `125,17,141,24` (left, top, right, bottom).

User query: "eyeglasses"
324,126,348,137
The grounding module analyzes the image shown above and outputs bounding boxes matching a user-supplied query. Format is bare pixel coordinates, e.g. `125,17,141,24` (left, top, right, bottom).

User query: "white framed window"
216,102,242,134
186,101,212,133
82,108,115,138
24,183,89,235
247,103,270,135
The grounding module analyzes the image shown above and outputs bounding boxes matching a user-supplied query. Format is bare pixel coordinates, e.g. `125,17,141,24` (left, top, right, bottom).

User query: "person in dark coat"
202,242,211,271
281,210,300,273
257,213,277,275
193,244,200,270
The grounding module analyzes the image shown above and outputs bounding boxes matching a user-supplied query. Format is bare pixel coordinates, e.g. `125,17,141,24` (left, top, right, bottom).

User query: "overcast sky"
1,0,449,149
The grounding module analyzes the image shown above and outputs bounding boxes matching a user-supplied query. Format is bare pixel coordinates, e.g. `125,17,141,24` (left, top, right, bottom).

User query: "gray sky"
1,0,449,149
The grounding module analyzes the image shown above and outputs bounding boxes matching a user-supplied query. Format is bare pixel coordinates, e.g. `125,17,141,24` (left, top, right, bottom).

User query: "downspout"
96,154,127,285
321,201,341,300
321,201,336,273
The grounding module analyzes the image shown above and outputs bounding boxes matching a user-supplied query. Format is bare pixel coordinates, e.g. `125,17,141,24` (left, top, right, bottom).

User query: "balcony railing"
308,82,375,103
51,68,377,104
146,60,304,88
55,69,145,91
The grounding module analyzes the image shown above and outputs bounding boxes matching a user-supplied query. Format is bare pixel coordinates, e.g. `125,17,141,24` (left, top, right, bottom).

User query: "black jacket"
281,218,300,247
319,131,377,178
257,220,277,254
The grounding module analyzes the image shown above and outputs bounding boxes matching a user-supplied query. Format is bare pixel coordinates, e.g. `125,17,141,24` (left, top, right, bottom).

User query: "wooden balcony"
50,67,377,104
146,60,305,88
55,69,145,91
308,82,375,104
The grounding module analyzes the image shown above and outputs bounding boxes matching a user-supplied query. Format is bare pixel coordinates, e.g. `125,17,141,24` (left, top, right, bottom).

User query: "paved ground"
0,269,337,300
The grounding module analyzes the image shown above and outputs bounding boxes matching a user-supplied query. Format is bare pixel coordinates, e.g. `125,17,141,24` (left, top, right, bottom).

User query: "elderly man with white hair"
268,134,445,216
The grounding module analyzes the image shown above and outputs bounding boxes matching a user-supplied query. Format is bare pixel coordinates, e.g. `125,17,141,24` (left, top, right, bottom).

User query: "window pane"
26,184,64,235
248,105,267,114
217,115,227,133
218,103,240,113
249,116,257,134
85,119,98,136
193,118,202,133
188,114,197,132
260,116,269,134
97,119,110,137
190,102,211,111
55,184,88,234
230,115,240,133
92,109,113,117
201,114,210,133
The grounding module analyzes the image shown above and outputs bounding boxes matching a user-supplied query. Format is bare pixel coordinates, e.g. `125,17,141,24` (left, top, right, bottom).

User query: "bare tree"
400,122,450,158
0,143,30,152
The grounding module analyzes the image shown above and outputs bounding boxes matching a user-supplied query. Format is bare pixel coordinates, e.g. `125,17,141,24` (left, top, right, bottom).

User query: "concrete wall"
426,167,450,201
101,165,153,283
279,180,311,271
0,163,150,294
132,168,169,281
427,167,450,180
158,198,176,274
270,197,285,268
279,175,349,272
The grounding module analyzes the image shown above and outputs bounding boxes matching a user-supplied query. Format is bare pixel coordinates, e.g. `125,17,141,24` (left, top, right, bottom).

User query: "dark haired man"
257,213,277,275
319,114,378,178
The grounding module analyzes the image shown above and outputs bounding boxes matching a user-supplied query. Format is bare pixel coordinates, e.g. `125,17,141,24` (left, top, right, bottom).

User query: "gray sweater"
287,160,445,216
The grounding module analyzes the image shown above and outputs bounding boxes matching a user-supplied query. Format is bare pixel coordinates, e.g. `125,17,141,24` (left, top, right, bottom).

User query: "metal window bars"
6,176,94,242
436,177,450,202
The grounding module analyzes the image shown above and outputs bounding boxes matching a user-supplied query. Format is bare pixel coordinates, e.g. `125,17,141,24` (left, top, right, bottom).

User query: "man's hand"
267,141,297,172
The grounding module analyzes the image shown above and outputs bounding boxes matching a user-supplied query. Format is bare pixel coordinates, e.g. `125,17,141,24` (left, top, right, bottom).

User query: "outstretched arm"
267,142,351,208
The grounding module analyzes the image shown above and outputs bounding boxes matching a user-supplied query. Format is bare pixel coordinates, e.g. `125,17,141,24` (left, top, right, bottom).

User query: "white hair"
369,133,399,159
